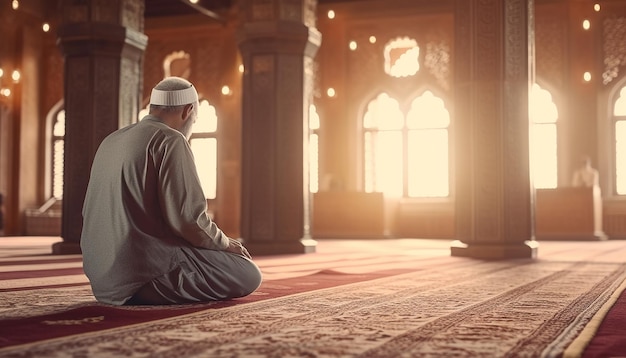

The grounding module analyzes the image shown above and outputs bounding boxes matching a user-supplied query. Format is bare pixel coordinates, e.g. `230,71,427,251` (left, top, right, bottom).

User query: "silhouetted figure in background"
572,155,599,188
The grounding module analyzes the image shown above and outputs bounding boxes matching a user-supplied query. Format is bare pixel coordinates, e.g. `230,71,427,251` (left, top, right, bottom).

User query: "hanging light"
0,67,21,105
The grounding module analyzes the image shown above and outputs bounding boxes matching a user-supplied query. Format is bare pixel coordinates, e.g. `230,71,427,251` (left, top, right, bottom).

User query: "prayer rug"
2,237,626,357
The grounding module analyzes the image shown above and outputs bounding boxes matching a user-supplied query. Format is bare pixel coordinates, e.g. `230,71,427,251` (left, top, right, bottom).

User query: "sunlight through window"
406,91,450,197
309,105,320,193
614,86,626,194
52,110,65,199
616,122,626,194
138,107,149,120
384,37,420,78
529,84,559,189
190,100,218,199
364,94,404,197
364,91,450,198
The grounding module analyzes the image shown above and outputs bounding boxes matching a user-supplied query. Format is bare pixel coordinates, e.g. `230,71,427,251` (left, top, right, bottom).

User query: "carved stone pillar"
452,0,538,259
237,0,321,255
54,0,147,254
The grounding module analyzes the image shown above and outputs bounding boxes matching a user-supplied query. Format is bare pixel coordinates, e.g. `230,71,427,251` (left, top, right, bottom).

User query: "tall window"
614,86,626,194
309,105,320,193
406,92,450,197
189,99,218,199
363,91,450,198
52,110,65,199
364,93,404,197
529,83,558,189
138,100,218,199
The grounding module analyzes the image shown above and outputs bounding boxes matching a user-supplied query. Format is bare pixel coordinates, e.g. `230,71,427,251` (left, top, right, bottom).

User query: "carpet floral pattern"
2,257,625,357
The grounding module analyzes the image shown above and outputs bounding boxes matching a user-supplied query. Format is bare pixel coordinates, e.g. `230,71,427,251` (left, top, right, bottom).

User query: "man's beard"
182,111,196,139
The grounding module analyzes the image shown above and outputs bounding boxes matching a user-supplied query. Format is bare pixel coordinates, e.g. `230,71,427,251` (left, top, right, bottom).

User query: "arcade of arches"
1,0,626,258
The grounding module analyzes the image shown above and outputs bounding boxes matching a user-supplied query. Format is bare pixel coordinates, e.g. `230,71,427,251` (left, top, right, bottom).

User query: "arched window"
363,91,450,198
406,91,450,197
384,37,420,78
309,104,320,193
189,99,218,199
51,109,65,199
364,93,404,197
529,83,558,189
613,86,626,194
138,99,219,199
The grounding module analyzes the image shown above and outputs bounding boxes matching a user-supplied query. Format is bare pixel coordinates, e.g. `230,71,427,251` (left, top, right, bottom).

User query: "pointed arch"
611,79,626,194
362,90,450,198
190,99,219,200
45,100,65,199
529,83,559,189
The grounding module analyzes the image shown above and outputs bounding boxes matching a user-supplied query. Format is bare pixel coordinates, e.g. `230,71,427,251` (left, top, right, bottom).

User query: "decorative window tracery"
383,37,420,78
529,83,559,189
363,91,450,198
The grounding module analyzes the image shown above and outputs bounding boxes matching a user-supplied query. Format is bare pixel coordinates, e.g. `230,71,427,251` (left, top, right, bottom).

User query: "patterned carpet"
1,237,626,357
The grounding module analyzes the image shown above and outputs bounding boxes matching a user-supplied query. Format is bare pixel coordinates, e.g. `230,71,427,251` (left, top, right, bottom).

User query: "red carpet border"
2,238,626,356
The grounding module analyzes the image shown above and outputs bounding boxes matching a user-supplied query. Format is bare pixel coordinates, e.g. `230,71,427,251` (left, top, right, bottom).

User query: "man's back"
81,77,259,306
81,117,221,305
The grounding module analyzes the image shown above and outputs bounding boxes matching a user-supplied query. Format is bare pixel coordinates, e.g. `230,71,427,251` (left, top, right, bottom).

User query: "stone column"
452,0,538,259
237,0,321,255
53,0,147,254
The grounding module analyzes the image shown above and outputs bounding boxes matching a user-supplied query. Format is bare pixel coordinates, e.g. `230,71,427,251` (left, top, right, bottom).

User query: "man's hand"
225,238,251,259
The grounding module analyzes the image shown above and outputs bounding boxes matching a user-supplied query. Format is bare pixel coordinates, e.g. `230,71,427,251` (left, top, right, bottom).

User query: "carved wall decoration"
122,0,145,31
94,0,119,23
303,0,317,29
62,0,89,23
252,55,274,91
472,0,503,241
280,0,302,22
120,56,141,127
276,56,305,238
247,54,275,239
251,0,274,21
603,17,626,85
163,51,191,79
535,14,565,88
43,39,64,114
475,0,500,81
504,0,525,80
346,15,452,107
93,58,118,138
502,0,532,241
424,41,451,90
143,30,225,103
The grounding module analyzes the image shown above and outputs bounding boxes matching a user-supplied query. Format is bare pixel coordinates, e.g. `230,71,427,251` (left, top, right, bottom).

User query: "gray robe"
81,116,260,305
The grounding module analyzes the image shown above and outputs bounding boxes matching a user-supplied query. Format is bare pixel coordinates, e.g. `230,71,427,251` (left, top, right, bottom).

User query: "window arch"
138,99,219,200
384,37,420,78
406,91,450,197
309,104,320,193
189,99,219,199
45,101,65,200
51,109,65,199
529,83,558,189
613,85,626,194
363,93,404,197
363,91,450,198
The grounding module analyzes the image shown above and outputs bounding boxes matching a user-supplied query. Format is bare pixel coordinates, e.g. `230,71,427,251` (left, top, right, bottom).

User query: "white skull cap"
149,85,198,106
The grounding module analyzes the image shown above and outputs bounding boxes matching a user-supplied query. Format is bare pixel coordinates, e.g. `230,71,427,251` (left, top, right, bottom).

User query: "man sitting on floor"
80,76,262,305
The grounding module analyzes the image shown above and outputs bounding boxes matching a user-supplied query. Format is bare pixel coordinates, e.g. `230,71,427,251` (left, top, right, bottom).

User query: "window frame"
361,90,451,199
611,81,626,196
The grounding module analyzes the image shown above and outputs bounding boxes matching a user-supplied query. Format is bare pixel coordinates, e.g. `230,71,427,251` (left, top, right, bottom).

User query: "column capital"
238,21,321,57
57,22,148,59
